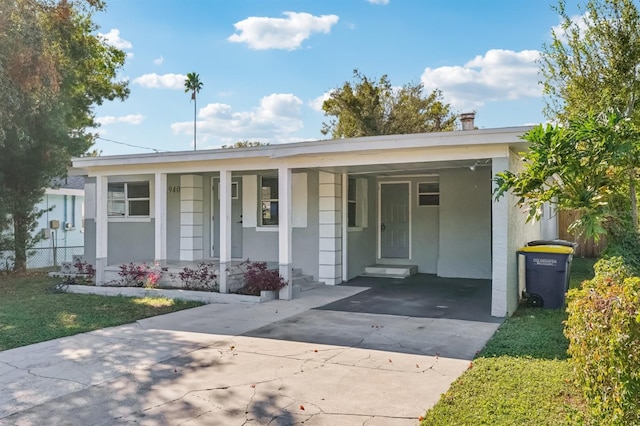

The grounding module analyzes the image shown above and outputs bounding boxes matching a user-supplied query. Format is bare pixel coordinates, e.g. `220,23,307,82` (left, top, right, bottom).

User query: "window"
217,181,239,199
348,177,357,227
260,176,278,226
418,181,439,206
108,182,150,217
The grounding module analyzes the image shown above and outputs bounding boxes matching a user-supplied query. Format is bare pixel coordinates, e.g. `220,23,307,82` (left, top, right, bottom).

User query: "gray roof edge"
73,126,533,168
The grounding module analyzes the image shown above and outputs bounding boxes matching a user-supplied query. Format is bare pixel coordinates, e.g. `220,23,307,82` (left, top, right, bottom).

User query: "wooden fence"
558,210,607,258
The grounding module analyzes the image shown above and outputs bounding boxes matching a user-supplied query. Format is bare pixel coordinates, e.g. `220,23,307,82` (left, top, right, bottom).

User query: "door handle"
381,223,386,231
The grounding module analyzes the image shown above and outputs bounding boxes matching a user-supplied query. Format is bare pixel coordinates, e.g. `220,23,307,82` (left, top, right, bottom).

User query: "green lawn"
0,273,203,352
421,257,596,425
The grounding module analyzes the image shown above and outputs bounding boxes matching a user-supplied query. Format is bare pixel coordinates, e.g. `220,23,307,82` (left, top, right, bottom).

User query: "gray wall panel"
108,221,154,264
292,170,319,280
167,174,181,261
347,177,377,279
438,167,492,279
84,220,96,265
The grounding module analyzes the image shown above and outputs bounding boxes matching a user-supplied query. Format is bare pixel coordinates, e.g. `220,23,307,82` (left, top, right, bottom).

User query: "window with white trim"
108,182,150,217
417,180,439,206
348,177,368,228
348,177,357,227
260,176,278,226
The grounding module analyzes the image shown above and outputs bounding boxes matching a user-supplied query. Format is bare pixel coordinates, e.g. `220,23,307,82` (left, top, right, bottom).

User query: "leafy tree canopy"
221,141,269,149
541,0,640,124
494,112,640,240
321,69,457,139
0,0,128,271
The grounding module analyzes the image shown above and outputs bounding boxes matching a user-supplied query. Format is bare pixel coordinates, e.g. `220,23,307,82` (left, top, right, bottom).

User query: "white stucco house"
72,121,556,317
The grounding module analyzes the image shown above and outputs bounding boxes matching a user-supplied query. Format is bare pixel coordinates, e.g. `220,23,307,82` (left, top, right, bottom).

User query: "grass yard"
421,257,596,425
0,273,203,352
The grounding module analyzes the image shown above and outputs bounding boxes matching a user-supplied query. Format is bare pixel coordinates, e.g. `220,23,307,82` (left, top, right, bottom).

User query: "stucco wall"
83,220,96,265
506,151,543,314
347,176,377,279
108,221,154,264
438,167,492,279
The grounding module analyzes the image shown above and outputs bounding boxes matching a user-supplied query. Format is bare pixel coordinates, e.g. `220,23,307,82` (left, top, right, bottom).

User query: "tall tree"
184,72,203,150
541,0,640,123
537,0,640,230
321,69,456,139
0,0,128,271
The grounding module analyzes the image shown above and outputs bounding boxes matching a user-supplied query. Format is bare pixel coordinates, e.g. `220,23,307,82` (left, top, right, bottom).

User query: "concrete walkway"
0,285,500,425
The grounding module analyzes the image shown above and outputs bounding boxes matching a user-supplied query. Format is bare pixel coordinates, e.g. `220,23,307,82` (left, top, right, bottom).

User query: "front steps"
291,268,324,297
360,264,418,279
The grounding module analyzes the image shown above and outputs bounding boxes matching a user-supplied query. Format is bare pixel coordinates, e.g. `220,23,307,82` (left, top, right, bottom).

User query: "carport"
317,274,502,323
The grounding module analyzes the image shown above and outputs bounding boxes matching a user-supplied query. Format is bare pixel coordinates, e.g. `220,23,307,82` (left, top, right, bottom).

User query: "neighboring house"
0,176,85,270
72,117,555,317
29,176,85,269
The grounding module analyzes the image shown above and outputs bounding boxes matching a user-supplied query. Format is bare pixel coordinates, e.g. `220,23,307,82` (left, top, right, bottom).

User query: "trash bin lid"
526,239,577,248
519,245,574,254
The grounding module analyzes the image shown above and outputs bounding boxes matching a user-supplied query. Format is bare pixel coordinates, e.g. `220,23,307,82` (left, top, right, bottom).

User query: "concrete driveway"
0,284,501,425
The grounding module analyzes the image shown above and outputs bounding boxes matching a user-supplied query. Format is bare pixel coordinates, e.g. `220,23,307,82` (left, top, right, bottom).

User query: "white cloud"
133,73,186,89
228,12,339,50
98,29,133,50
309,91,332,112
153,56,164,65
367,0,390,4
421,49,541,111
96,114,145,126
552,13,590,42
171,93,304,146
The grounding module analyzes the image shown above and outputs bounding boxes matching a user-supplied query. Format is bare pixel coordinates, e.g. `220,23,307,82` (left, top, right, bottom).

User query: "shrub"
117,263,164,288
176,262,218,291
565,272,640,425
236,261,286,296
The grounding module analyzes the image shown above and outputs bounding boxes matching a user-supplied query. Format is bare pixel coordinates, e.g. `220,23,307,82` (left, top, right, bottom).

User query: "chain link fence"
0,246,84,271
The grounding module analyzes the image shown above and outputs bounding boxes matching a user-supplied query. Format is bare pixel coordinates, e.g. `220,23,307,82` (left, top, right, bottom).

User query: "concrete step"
362,264,418,279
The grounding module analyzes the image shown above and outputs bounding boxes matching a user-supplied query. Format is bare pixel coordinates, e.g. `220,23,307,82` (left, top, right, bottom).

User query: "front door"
211,178,243,258
380,182,410,258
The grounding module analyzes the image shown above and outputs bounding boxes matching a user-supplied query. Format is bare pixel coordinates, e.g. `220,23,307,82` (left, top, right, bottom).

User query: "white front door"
379,182,410,258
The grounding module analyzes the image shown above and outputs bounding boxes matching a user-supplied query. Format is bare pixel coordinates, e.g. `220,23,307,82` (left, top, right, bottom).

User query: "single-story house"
72,118,557,317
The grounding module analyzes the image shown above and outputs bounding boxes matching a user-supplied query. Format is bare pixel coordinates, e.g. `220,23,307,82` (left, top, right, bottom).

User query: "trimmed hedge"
565,257,640,425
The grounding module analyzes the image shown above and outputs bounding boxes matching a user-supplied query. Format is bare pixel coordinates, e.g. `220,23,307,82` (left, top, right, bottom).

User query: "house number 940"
168,186,181,193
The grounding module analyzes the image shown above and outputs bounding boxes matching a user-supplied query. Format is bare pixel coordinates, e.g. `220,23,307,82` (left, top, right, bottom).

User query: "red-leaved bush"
236,261,286,296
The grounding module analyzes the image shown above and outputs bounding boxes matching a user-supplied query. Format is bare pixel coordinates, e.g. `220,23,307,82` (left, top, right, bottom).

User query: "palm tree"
184,72,203,150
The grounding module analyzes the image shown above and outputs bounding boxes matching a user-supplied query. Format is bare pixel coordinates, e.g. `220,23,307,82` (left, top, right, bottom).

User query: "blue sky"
91,0,578,155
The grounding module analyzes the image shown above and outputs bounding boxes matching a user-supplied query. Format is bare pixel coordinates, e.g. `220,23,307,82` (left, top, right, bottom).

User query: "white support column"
95,175,108,285
180,175,204,261
491,157,510,317
278,166,293,300
219,170,232,293
318,171,342,285
154,173,167,266
341,173,349,282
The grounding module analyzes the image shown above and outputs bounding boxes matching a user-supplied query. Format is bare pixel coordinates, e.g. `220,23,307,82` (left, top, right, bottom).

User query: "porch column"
341,173,349,282
318,171,342,285
491,157,513,317
95,175,108,285
179,175,204,261
278,166,293,299
154,173,167,266
219,170,232,293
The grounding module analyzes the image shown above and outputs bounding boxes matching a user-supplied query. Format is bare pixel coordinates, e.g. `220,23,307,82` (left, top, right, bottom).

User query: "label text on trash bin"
533,257,557,266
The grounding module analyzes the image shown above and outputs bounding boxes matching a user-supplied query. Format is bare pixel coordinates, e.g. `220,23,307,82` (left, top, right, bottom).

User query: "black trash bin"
518,240,577,309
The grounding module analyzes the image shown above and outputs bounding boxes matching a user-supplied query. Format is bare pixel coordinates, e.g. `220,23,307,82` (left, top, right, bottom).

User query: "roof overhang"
72,126,532,176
